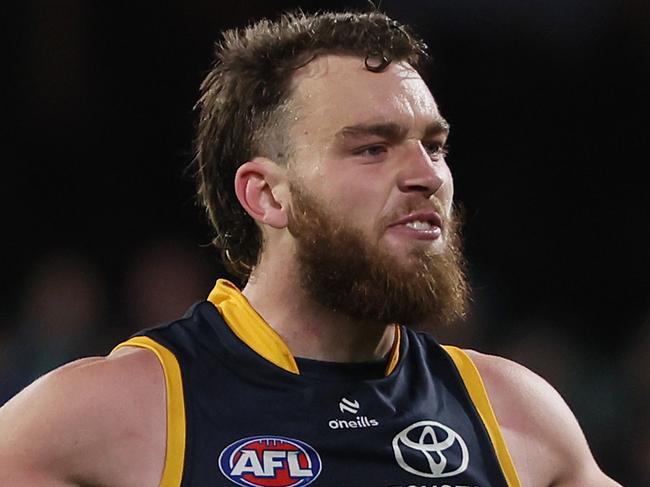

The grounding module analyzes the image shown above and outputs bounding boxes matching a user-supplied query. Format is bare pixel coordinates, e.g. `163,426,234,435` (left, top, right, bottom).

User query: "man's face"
282,55,468,328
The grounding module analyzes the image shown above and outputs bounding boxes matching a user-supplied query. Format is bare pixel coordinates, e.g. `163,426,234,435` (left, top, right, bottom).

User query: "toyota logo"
392,421,469,478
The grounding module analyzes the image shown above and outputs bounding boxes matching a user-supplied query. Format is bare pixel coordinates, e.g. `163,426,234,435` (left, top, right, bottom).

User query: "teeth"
405,220,432,230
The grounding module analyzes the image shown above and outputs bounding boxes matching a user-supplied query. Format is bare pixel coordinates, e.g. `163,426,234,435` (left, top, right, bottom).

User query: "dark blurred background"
1,0,648,484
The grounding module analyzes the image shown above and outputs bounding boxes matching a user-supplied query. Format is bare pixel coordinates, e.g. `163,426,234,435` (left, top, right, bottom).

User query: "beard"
286,182,470,331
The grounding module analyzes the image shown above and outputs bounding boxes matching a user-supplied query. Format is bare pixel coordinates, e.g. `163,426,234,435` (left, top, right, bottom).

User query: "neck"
241,251,395,363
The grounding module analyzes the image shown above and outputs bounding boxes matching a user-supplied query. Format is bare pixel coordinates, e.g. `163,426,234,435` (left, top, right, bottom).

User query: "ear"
234,158,289,229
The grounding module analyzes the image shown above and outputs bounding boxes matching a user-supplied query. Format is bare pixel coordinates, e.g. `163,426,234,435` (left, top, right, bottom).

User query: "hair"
193,9,429,282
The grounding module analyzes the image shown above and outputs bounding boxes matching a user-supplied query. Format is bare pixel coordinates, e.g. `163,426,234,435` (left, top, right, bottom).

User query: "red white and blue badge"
218,435,322,487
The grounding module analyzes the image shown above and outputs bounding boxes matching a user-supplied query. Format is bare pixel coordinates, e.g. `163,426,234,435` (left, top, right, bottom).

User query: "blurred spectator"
122,237,214,332
1,251,108,404
1,240,216,406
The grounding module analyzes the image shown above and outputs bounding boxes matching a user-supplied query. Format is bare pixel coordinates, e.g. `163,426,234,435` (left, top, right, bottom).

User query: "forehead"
289,55,441,138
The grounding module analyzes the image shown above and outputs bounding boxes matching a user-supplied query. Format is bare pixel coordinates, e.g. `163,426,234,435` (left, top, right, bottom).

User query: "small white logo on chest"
328,397,380,430
339,397,359,414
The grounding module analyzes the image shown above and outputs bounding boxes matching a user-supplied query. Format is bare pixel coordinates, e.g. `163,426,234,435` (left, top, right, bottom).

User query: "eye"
354,144,388,159
423,141,449,160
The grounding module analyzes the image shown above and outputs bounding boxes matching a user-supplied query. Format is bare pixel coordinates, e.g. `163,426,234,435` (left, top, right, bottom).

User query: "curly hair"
194,9,428,282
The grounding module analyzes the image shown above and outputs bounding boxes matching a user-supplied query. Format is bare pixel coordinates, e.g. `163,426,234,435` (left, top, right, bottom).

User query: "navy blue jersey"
115,279,521,487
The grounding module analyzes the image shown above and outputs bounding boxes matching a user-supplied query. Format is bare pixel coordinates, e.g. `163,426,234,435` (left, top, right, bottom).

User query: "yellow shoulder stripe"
113,336,185,487
443,346,522,487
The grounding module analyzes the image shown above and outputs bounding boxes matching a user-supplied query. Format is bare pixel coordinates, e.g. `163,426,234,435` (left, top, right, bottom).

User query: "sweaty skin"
0,55,620,486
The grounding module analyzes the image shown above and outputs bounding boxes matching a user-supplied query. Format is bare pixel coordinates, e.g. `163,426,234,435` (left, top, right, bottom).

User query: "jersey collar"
207,279,401,376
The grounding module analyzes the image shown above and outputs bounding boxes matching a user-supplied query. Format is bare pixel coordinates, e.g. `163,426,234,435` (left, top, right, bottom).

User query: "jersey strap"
112,336,186,487
443,345,522,487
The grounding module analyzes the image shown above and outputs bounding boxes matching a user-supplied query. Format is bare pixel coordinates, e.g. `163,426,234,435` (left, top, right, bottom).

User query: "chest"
177,356,509,487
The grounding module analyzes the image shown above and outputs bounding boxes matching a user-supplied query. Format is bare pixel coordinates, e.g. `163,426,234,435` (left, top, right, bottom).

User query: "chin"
386,240,446,261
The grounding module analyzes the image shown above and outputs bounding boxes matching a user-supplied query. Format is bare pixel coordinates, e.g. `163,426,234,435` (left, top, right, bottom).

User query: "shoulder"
462,349,620,487
0,346,166,486
462,349,574,447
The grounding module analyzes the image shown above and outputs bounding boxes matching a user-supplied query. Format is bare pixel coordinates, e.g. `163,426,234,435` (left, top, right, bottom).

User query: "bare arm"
0,348,166,487
466,350,621,487
0,358,102,486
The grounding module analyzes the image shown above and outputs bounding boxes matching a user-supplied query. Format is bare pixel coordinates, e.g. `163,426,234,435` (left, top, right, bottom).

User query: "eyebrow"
335,118,450,143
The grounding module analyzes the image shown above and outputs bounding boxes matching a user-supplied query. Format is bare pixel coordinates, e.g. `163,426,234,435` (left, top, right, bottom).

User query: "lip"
389,210,443,229
387,211,443,241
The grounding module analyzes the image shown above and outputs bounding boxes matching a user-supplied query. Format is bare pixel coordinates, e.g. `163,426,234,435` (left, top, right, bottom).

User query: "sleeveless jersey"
114,279,521,487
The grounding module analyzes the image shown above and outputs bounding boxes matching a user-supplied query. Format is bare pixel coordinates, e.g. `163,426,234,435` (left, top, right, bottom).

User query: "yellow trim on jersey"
385,325,401,375
112,337,186,487
207,279,400,376
208,279,300,374
443,346,522,487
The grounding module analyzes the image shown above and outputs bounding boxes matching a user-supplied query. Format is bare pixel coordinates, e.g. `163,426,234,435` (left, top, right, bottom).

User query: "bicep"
467,350,620,486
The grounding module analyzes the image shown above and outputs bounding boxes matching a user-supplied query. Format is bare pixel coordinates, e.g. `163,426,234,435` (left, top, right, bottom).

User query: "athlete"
0,10,620,487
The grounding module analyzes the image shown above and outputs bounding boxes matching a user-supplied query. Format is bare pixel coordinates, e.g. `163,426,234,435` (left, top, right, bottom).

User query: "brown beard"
286,182,470,331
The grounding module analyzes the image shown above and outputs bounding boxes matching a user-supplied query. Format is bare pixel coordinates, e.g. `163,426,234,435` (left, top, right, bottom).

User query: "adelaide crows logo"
219,436,322,487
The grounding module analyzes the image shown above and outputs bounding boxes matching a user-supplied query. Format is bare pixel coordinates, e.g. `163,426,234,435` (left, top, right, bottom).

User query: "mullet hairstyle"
194,9,429,282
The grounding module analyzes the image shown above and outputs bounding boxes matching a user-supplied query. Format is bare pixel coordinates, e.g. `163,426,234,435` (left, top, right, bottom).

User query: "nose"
396,141,445,196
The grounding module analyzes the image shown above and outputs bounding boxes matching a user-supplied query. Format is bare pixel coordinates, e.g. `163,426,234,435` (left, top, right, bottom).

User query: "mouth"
387,211,443,241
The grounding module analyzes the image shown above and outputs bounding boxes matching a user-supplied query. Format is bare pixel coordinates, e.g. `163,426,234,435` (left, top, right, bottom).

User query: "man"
0,10,619,487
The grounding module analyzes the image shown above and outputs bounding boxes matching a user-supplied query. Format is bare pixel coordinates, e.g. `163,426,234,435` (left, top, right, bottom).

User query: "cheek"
327,183,385,236
335,187,378,219
439,165,454,213
320,166,384,209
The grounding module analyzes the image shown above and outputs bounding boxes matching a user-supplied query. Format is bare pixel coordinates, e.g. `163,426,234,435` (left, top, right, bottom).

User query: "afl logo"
218,436,322,487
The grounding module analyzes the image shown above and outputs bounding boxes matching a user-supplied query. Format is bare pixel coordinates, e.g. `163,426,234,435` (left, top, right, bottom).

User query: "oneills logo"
328,397,380,430
339,397,359,414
